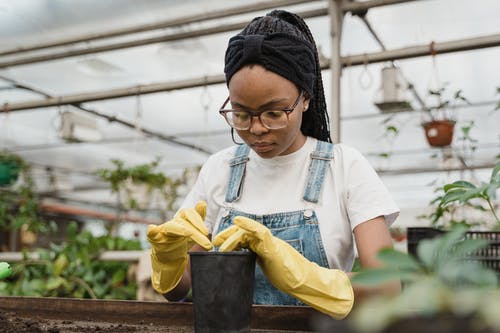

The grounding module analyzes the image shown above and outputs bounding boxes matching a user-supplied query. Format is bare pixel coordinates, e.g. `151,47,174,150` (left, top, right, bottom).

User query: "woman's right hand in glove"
147,201,213,294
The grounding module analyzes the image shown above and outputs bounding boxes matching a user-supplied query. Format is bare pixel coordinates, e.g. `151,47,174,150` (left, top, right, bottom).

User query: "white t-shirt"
181,136,399,271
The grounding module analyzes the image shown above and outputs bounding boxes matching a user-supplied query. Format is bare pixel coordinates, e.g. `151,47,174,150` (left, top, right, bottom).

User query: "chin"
253,148,278,159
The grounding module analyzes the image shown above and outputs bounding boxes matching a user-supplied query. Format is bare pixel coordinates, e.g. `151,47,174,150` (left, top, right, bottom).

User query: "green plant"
0,221,141,300
350,225,499,333
377,116,400,160
418,160,499,230
0,151,24,186
425,84,470,121
438,162,499,225
97,158,189,215
0,152,47,234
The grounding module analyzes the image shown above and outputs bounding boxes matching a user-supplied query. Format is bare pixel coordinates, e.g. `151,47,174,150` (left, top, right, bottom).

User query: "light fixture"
59,111,102,142
374,65,413,113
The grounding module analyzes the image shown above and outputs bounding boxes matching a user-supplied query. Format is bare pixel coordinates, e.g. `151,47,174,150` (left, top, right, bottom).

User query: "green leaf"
66,221,78,240
440,190,467,206
351,268,401,286
46,276,65,290
386,126,399,135
378,152,391,159
443,180,476,192
53,254,69,276
451,238,489,259
376,248,421,271
485,183,498,200
416,238,440,268
111,269,126,287
491,163,500,183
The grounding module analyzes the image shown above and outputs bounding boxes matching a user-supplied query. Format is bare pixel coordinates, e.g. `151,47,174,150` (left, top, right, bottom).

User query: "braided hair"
239,10,331,143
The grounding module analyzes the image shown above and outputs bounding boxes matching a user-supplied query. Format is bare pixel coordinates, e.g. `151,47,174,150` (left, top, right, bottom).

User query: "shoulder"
332,143,368,165
200,145,239,172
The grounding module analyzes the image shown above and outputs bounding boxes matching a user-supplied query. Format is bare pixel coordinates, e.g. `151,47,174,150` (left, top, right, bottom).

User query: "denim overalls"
215,140,334,305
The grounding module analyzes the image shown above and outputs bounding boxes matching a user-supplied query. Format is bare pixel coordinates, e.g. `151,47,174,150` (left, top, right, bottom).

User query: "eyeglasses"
219,90,304,130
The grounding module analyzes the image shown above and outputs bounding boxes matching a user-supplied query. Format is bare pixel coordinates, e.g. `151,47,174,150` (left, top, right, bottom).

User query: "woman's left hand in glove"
213,216,354,319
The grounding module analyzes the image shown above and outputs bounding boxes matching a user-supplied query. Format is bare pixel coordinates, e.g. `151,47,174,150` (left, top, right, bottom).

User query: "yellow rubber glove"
147,201,213,294
213,216,354,319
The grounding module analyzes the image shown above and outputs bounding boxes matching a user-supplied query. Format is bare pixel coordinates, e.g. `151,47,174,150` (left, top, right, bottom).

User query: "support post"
329,0,344,143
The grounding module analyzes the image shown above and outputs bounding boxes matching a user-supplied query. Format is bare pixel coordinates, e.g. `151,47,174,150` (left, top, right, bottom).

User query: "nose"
248,115,269,135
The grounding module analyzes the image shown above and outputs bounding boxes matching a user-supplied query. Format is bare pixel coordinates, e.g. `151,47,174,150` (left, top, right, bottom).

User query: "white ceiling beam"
3,33,500,112
0,0,424,68
0,0,317,57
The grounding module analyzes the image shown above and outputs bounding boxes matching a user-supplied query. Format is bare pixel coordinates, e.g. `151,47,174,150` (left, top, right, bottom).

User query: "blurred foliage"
0,221,141,300
350,225,499,333
0,151,48,233
425,84,470,121
96,158,189,215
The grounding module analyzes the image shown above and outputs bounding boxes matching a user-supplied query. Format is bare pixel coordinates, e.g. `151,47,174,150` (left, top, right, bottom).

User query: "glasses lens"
261,110,288,129
226,111,250,130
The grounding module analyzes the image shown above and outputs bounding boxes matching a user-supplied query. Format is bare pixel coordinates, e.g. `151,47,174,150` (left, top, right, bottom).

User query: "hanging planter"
421,85,469,148
0,153,22,186
422,119,456,147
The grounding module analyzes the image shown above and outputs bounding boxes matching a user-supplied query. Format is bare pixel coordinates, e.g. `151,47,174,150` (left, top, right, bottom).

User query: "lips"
252,142,273,153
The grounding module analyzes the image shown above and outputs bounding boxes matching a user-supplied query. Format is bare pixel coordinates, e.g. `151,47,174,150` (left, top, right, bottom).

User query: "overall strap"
225,144,251,203
303,140,334,203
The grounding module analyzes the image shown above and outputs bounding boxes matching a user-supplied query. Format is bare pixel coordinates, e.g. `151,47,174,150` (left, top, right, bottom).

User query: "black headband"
224,32,316,96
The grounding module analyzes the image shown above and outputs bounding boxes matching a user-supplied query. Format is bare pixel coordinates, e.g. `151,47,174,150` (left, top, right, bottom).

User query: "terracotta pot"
422,120,456,147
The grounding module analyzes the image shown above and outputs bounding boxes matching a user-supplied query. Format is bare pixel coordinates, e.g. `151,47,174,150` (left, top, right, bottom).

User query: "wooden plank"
0,297,332,331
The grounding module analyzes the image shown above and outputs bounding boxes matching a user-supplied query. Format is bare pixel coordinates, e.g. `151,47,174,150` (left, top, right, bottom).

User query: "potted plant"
422,85,470,147
0,151,24,187
0,153,48,251
350,225,500,333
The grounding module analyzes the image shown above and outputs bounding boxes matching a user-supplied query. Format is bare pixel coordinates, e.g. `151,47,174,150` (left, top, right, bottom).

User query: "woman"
147,10,399,319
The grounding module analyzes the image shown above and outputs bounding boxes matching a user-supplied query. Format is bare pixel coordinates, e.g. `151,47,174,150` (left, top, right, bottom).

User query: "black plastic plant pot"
189,251,256,333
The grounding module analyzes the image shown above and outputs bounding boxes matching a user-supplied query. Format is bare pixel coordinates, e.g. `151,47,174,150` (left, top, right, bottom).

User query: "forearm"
163,268,191,301
350,272,401,303
163,242,210,301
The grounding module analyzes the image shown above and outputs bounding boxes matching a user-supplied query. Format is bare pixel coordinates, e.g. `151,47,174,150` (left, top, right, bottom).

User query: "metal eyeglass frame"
219,90,304,132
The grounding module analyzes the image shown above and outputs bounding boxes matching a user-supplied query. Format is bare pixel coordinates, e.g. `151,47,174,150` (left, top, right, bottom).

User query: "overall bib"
215,140,334,305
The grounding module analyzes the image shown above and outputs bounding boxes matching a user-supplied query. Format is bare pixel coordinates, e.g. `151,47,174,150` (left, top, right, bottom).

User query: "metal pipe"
4,33,500,112
39,202,160,225
0,0,420,61
329,0,343,143
342,99,498,120
0,7,328,69
0,251,144,262
341,33,500,66
365,142,499,157
0,75,212,154
0,0,317,57
2,74,224,110
377,162,496,175
342,0,426,12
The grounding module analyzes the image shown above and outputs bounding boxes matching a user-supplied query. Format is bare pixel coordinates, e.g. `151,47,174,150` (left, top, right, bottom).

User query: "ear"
303,97,310,112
